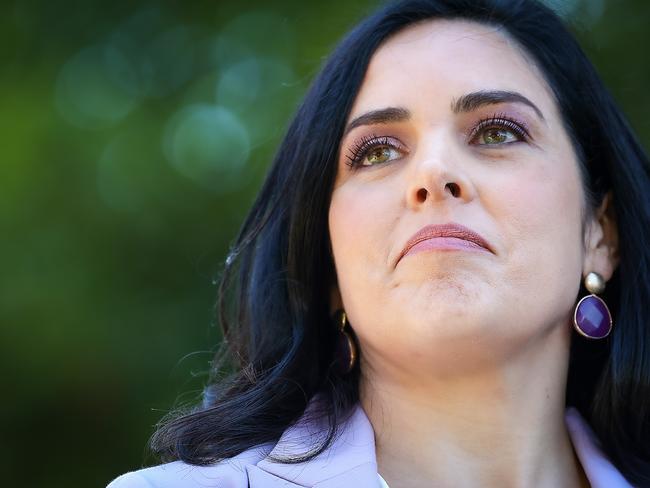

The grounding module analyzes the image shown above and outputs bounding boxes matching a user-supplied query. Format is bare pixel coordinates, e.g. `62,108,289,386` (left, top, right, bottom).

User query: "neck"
360,327,589,488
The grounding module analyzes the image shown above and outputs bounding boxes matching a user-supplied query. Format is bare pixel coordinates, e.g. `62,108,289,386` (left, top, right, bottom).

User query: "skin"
328,19,619,488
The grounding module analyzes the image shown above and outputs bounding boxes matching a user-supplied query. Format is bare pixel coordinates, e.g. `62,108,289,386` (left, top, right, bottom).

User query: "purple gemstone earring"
573,272,613,340
333,310,357,375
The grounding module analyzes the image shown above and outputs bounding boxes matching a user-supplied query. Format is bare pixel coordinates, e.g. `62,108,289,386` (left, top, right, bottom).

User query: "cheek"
517,160,582,247
328,180,397,290
492,153,585,309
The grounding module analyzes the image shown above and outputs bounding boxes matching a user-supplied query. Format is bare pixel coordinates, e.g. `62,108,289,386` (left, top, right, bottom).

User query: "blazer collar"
246,402,632,487
565,408,633,487
250,402,378,487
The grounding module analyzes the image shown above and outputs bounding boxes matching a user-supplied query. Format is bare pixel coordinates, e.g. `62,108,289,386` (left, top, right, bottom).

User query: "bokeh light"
211,10,296,67
2,1,649,487
163,104,251,193
55,44,139,129
216,56,297,141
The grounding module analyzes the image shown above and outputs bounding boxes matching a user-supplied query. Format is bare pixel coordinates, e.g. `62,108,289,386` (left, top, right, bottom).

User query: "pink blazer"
108,405,632,487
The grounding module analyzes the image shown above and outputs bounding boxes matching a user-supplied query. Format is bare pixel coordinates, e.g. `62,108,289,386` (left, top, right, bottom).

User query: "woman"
109,0,650,486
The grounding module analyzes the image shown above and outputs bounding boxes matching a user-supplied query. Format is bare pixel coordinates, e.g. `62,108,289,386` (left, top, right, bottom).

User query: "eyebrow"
451,90,545,121
343,106,410,136
343,90,545,136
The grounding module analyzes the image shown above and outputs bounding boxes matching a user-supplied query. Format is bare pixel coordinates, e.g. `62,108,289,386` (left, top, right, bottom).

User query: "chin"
400,280,484,314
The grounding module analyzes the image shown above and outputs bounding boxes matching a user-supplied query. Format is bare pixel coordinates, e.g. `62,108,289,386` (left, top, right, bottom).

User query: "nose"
405,138,475,208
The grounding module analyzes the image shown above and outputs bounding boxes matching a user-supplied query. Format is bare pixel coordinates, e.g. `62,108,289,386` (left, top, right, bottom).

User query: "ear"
582,191,620,282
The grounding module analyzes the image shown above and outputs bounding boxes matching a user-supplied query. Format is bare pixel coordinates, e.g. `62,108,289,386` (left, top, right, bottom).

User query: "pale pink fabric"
108,404,633,487
565,407,633,488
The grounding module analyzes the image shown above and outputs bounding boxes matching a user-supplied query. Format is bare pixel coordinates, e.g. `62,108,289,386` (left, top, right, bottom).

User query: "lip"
397,222,494,264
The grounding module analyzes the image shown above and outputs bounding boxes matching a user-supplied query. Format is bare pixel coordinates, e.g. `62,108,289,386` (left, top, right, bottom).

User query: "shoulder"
107,445,272,488
106,461,245,488
108,402,376,488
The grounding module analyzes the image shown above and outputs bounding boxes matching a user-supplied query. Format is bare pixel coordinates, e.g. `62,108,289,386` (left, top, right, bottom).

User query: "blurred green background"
2,0,648,486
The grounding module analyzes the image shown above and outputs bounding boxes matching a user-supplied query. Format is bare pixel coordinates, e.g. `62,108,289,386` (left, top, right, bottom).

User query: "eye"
469,115,530,146
361,145,400,166
345,135,406,168
479,127,518,144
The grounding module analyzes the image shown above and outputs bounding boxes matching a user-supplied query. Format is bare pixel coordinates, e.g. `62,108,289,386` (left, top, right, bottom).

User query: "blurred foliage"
1,0,648,486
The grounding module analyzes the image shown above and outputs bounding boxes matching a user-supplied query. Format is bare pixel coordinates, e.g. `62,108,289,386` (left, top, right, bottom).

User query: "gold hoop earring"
333,310,357,374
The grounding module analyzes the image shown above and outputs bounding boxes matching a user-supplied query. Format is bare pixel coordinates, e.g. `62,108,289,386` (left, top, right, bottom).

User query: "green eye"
346,135,405,169
481,128,517,145
471,116,530,146
365,146,393,165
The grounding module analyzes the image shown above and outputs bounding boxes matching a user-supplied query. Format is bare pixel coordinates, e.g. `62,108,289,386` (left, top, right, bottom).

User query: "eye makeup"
467,112,532,145
344,134,407,168
343,111,534,169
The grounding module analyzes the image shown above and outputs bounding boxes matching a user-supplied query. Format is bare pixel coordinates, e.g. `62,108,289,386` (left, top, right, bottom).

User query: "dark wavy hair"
151,0,650,484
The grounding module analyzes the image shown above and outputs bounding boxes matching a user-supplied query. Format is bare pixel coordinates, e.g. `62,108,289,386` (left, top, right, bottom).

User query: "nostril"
446,182,460,197
416,188,428,202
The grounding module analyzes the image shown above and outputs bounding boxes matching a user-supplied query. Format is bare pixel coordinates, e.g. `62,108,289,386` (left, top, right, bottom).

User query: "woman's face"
328,20,604,378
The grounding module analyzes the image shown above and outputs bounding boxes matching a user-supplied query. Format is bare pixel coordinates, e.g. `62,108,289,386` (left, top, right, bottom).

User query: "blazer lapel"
246,465,305,487
251,403,378,487
246,403,633,487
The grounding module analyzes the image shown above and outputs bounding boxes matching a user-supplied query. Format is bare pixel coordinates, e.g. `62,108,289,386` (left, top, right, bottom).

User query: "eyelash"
344,113,531,169
344,134,402,169
468,113,531,143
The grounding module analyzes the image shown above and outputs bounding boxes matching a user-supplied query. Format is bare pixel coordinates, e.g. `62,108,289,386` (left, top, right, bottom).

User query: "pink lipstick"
398,222,493,263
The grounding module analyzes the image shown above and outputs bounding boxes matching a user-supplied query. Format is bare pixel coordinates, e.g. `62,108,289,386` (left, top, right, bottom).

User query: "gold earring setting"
333,310,357,374
573,272,613,339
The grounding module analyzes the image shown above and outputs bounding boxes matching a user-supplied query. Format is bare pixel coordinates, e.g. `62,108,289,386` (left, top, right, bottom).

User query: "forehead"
350,19,556,118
